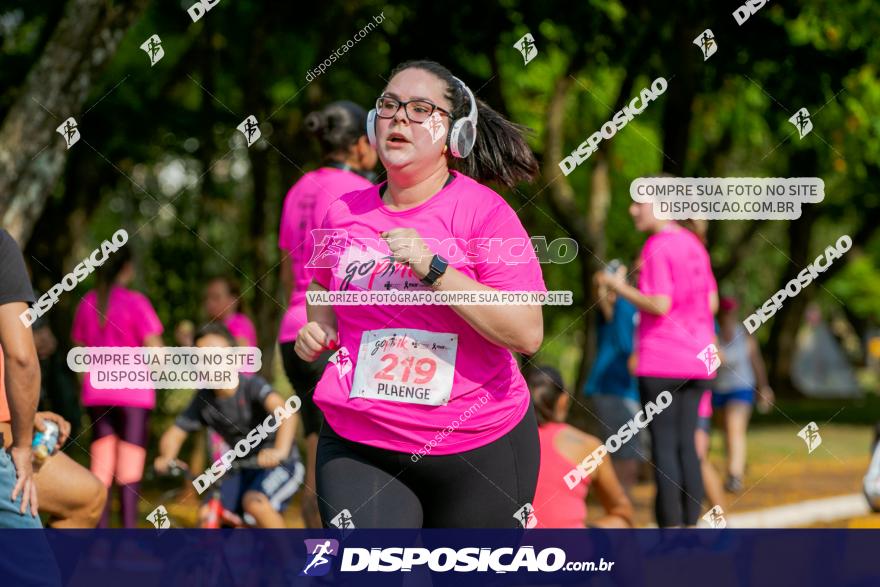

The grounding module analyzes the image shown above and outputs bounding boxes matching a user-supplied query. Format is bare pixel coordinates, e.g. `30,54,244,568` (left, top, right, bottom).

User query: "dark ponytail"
525,365,566,426
95,247,132,326
389,60,539,188
304,101,368,162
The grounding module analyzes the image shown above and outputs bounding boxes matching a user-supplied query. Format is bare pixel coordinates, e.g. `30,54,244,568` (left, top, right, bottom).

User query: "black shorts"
279,342,330,438
315,408,540,528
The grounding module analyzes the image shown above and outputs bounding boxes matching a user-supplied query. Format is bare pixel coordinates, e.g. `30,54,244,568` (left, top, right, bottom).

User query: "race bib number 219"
350,329,457,406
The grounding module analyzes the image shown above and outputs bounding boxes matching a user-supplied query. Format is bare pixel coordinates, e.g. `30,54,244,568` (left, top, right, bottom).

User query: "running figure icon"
300,539,340,576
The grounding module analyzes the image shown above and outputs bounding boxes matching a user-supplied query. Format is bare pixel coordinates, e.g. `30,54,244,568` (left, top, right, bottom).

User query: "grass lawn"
626,422,875,527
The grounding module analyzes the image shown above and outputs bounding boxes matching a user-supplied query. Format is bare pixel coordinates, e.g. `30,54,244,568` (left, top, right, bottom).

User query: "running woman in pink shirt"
71,249,164,528
600,202,719,527
278,101,376,528
295,60,544,527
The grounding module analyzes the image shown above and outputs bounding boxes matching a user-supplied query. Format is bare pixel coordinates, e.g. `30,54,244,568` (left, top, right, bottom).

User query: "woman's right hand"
154,456,181,475
295,321,339,362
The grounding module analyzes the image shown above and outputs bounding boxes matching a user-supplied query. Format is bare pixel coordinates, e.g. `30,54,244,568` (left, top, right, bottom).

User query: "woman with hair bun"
278,100,377,528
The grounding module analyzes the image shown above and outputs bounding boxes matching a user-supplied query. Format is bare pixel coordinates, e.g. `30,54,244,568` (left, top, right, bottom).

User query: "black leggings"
639,377,704,527
316,408,540,528
279,341,328,438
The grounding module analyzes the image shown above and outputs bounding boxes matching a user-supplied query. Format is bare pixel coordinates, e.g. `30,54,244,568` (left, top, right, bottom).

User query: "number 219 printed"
374,353,437,384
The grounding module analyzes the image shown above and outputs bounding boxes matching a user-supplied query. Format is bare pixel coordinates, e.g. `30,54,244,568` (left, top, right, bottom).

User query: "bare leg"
696,428,725,510
35,451,107,528
242,491,286,528
725,401,752,478
611,459,640,497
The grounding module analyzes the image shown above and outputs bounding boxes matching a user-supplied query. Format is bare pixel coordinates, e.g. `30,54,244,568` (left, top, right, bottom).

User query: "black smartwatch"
420,254,448,286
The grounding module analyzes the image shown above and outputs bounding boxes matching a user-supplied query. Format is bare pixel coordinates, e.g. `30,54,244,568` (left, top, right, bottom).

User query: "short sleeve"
638,238,674,297
133,293,163,342
175,392,207,432
310,202,341,291
278,186,295,252
312,270,331,291
233,315,258,347
245,375,273,405
0,230,35,306
469,199,546,292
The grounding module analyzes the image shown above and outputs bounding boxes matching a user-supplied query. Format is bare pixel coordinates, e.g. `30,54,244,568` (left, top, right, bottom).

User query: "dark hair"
193,322,236,347
388,60,539,188
95,247,132,326
526,365,566,426
304,100,368,162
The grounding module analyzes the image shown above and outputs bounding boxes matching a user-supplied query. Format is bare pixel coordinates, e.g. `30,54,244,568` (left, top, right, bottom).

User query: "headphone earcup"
366,109,377,149
448,119,476,159
447,120,460,158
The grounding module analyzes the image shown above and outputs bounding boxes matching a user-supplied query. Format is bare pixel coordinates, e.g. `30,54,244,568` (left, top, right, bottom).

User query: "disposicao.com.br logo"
302,544,614,574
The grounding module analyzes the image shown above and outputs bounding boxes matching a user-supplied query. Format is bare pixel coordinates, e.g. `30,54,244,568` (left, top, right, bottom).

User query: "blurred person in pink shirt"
600,202,718,527
71,248,163,528
277,100,376,528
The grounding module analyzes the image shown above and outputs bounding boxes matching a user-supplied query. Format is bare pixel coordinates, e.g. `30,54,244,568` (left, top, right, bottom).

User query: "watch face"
432,255,448,272
422,255,448,285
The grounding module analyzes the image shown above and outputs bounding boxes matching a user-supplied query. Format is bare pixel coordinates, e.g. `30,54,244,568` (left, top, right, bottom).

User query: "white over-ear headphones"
366,75,478,159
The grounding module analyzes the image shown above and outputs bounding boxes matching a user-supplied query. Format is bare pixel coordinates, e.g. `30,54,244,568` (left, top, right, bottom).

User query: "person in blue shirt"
584,262,641,495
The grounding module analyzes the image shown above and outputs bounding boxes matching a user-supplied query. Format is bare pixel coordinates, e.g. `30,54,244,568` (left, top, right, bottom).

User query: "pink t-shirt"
224,312,258,374
635,225,717,379
277,167,373,342
223,312,257,347
71,286,164,409
312,171,546,454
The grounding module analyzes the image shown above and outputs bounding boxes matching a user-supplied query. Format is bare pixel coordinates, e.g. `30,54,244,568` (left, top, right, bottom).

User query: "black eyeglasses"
375,96,451,123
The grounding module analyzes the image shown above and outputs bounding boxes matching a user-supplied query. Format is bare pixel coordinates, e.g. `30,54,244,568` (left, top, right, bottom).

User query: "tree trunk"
660,29,697,175
765,151,819,396
24,147,105,345
0,0,148,244
242,18,277,378
765,206,818,397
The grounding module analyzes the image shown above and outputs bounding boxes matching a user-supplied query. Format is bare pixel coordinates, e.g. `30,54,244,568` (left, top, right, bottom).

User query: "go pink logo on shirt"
305,229,577,269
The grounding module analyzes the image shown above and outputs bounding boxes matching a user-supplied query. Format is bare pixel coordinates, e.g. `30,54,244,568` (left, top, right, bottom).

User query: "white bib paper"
350,328,458,406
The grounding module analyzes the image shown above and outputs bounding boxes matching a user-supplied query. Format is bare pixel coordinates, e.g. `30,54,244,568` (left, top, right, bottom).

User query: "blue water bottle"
32,421,60,463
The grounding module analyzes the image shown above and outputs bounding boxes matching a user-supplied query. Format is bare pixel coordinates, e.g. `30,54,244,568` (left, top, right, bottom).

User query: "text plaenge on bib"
351,329,458,406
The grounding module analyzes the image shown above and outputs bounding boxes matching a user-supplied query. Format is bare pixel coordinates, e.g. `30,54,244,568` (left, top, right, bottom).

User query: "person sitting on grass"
527,366,634,528
154,323,304,528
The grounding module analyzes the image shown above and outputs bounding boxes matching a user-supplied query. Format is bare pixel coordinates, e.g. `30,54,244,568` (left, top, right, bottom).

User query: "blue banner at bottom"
1,529,878,587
